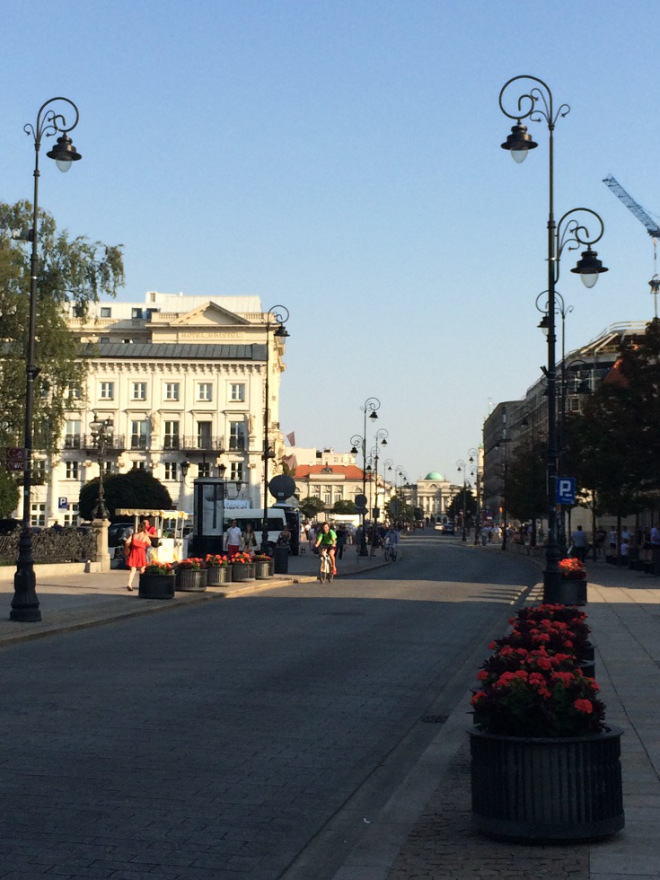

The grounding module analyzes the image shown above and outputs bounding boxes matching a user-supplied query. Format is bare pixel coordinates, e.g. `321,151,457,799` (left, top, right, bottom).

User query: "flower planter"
231,561,256,582
545,577,587,605
469,725,624,841
254,558,274,579
175,569,208,592
206,565,232,586
139,573,175,600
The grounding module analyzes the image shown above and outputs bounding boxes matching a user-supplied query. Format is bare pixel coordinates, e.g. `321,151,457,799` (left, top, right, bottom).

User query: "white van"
222,508,287,550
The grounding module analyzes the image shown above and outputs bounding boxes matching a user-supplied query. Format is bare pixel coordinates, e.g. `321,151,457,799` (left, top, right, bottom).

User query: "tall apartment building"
22,291,287,526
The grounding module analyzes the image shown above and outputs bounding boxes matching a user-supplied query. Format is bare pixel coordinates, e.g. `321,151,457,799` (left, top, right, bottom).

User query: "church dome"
424,471,444,481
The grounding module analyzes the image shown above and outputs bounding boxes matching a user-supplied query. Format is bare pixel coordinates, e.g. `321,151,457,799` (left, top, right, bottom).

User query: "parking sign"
556,477,576,505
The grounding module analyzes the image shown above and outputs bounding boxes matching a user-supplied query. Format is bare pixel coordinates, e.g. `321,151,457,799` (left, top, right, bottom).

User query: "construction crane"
603,175,660,238
603,175,660,316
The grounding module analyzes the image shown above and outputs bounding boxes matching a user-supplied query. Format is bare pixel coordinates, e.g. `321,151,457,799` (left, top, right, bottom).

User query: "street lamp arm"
499,75,569,128
556,208,605,257
266,304,290,326
25,97,80,145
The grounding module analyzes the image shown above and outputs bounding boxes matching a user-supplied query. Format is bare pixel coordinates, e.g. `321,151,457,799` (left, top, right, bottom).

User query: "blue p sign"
556,478,576,505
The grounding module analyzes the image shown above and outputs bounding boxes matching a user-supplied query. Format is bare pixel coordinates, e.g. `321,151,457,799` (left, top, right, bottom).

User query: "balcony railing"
180,436,226,452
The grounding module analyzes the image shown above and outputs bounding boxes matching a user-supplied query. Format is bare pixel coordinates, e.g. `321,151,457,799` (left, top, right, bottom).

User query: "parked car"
442,522,455,535
108,521,134,548
434,521,444,531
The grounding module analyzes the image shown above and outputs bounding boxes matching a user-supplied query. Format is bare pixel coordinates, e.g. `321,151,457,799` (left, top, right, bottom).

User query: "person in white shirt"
224,520,243,558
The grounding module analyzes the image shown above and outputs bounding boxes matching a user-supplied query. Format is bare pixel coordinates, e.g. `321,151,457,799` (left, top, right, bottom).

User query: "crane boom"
603,175,660,238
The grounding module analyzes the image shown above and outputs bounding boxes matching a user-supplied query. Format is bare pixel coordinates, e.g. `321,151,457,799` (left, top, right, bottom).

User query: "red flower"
574,699,594,714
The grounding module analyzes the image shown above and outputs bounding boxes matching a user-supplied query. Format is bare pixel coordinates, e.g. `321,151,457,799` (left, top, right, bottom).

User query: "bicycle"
384,541,398,562
318,547,334,583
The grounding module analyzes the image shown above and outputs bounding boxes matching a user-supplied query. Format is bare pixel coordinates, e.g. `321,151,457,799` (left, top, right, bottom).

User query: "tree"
0,200,124,456
0,468,20,519
297,496,326,519
563,319,660,523
503,438,547,524
79,469,172,522
332,499,357,514
445,487,476,521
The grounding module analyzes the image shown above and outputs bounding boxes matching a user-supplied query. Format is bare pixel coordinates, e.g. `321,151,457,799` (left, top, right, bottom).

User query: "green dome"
424,471,444,481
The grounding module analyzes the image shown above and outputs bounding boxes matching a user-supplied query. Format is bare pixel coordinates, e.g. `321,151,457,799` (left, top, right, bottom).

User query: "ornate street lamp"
89,414,114,520
261,305,289,554
499,75,608,603
351,396,380,556
12,98,82,623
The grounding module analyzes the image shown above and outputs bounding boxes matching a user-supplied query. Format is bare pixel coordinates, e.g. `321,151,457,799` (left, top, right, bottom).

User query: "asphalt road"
0,534,538,880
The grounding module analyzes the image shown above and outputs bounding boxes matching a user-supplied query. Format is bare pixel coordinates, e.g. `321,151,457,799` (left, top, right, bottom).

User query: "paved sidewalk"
380,551,660,880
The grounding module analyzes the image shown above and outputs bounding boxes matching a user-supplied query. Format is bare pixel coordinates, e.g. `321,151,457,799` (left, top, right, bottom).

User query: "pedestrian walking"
571,524,588,562
124,522,152,591
224,519,243,558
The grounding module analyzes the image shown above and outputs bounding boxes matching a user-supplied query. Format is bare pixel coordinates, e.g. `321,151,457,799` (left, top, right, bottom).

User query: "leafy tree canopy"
332,499,357,514
0,200,124,455
503,438,547,522
0,468,20,519
79,469,172,522
297,497,326,519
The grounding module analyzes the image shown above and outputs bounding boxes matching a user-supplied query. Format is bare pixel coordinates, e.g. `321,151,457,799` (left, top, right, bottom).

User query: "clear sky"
3,1,659,485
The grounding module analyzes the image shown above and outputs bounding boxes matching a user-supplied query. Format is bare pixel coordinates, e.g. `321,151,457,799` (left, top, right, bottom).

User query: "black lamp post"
89,414,114,520
456,460,469,542
261,305,289,554
499,75,608,603
395,465,406,527
467,447,479,543
371,429,388,541
12,98,82,624
351,396,380,556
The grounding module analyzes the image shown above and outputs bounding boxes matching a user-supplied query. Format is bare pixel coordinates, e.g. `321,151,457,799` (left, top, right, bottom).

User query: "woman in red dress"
124,523,152,591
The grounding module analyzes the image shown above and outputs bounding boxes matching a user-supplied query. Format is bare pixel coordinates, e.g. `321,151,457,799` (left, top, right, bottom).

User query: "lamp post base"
11,570,41,622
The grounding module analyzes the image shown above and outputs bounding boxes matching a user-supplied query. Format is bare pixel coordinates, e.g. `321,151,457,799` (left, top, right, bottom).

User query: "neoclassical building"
416,471,458,520
22,291,287,526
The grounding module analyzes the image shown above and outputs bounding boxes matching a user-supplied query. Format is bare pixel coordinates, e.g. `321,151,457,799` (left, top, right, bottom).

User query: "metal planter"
469,725,624,841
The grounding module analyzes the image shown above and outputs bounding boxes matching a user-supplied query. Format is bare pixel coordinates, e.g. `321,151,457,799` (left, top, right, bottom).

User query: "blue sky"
3,1,659,484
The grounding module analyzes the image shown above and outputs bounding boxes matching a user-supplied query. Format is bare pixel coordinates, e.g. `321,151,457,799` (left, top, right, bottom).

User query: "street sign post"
556,477,576,505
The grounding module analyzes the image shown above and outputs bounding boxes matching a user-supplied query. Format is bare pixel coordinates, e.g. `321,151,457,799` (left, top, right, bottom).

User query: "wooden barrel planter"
469,725,624,841
206,565,232,586
254,558,274,579
138,573,176,600
231,562,256,582
175,568,208,592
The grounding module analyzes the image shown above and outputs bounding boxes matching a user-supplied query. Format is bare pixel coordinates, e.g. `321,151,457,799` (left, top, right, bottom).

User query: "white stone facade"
21,291,286,525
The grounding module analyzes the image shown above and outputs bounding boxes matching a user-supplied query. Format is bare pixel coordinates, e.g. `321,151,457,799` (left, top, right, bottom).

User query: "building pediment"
168,302,252,327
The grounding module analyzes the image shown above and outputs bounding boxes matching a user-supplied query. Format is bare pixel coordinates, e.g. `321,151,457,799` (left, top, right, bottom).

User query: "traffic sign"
556,477,576,505
58,497,68,511
6,447,25,471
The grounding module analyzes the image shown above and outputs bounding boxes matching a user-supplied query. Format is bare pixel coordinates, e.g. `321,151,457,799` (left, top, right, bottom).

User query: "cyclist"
384,524,399,560
315,522,337,576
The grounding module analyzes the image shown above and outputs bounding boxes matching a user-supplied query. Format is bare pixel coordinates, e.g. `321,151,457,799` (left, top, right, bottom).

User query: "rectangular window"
130,420,148,449
324,490,332,505
100,307,112,318
33,460,46,483
229,421,246,450
65,383,81,401
65,420,81,448
164,421,180,449
131,382,147,401
131,308,143,319
164,462,178,480
230,383,245,402
198,462,210,478
164,382,180,401
65,461,80,480
63,504,79,527
197,382,212,402
30,503,46,527
197,422,212,449
99,381,114,400
230,462,244,482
